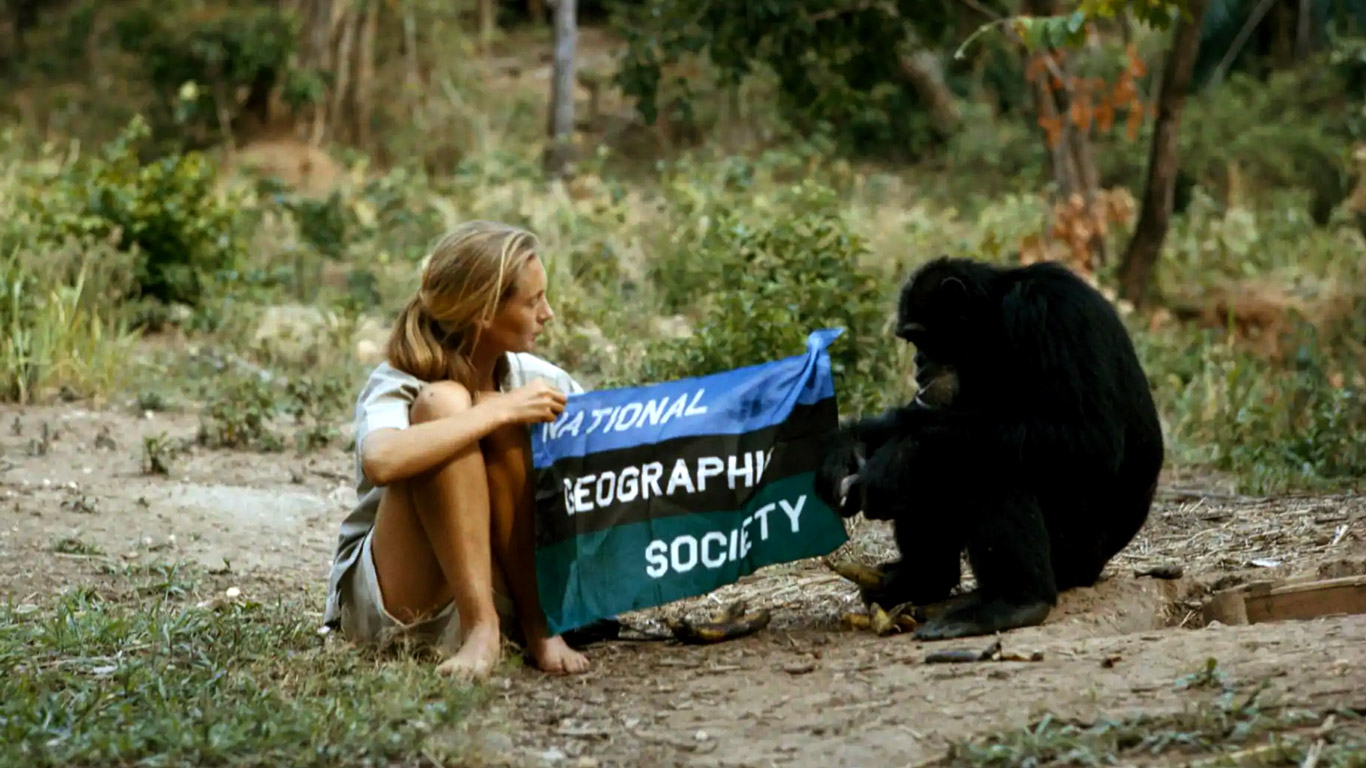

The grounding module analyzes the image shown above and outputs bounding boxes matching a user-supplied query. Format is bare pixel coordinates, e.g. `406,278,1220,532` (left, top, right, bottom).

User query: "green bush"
610,180,904,417
25,117,246,310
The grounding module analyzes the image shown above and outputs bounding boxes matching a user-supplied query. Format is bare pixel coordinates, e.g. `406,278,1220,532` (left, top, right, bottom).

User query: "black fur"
815,256,1165,640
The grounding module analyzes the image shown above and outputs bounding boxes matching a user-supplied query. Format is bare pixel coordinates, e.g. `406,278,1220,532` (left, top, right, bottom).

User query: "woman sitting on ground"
321,219,590,679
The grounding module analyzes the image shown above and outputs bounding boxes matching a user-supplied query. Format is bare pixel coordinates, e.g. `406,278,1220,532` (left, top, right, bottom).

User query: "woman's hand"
491,380,568,425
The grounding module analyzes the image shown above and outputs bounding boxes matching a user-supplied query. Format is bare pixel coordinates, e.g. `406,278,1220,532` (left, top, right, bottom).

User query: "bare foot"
528,635,590,675
436,623,502,681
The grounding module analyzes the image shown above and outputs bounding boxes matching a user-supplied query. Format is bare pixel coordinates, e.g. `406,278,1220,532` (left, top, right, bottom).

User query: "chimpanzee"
816,256,1165,641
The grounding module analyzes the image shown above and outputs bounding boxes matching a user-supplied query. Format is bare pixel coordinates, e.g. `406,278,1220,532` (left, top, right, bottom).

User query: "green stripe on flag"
534,472,849,636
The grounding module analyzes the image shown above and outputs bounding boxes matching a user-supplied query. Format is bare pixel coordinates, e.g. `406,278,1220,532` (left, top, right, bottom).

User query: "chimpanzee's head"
895,256,1001,406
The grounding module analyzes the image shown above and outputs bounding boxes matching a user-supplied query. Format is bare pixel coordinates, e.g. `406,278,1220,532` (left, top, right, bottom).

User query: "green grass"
936,661,1366,767
0,566,492,767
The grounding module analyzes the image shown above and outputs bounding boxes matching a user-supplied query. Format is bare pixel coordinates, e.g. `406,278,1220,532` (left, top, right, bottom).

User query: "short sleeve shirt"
321,353,586,629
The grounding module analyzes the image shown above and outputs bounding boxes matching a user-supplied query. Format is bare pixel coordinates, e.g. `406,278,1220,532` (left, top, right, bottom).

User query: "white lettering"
665,458,696,496
642,462,664,498
614,402,643,431
562,478,576,515
701,531,727,568
594,472,616,509
640,396,668,427
671,536,698,573
555,409,584,439
560,451,777,516
542,389,714,446
586,407,612,435
641,495,811,578
779,496,805,533
755,449,773,483
696,456,724,492
753,503,773,540
573,474,595,513
661,396,688,423
618,466,640,503
685,389,708,415
644,540,668,578
728,452,754,489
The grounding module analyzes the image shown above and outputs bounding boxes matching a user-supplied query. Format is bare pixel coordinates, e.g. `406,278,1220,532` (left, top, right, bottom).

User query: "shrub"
609,180,904,417
24,117,247,310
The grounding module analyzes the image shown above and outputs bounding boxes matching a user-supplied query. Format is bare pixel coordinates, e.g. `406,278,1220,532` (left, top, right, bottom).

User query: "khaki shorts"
337,528,518,655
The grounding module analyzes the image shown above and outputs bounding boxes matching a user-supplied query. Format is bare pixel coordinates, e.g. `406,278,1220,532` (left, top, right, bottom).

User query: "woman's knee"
411,381,473,424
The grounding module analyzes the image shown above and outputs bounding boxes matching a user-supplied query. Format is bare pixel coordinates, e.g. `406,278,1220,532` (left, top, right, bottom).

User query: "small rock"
471,730,514,757
574,758,598,768
536,746,566,764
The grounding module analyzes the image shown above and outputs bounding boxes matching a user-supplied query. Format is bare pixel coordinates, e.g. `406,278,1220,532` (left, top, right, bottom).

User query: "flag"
530,327,850,636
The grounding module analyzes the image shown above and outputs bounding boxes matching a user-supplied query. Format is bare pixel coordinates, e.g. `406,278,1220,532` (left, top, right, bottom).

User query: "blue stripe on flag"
531,327,844,468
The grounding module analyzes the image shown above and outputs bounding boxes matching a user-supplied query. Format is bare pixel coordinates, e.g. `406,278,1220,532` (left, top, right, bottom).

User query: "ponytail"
385,295,478,392
386,220,537,393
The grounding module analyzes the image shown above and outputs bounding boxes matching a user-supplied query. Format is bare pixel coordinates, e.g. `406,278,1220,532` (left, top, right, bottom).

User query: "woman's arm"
360,403,511,487
360,380,566,486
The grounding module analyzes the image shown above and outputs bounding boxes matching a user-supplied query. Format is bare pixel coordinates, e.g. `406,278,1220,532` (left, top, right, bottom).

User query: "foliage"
0,570,488,767
612,0,1017,159
608,179,904,417
0,244,138,404
197,369,353,454
110,1,320,146
17,117,247,311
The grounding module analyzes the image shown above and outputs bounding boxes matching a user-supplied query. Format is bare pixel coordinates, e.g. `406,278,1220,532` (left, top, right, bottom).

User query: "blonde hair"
386,220,540,391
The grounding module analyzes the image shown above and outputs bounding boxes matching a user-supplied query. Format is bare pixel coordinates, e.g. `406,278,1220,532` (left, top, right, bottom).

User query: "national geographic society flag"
530,327,851,636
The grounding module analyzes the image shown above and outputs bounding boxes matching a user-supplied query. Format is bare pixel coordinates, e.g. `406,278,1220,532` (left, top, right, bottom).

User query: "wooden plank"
1243,575,1366,624
1203,575,1366,626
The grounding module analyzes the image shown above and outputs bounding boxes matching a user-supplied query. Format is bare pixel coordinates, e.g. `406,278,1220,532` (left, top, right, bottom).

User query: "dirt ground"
3,402,1365,767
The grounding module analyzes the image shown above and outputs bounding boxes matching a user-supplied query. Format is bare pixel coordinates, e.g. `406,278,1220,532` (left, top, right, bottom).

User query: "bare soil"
3,402,1365,767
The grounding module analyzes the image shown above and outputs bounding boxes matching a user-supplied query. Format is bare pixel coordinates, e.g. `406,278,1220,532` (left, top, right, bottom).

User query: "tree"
545,0,578,177
292,0,380,149
1116,0,1209,307
974,0,1207,303
612,0,1007,161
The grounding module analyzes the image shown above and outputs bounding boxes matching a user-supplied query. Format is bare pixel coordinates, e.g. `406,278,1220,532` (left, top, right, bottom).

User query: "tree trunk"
896,48,961,138
1117,0,1208,308
544,0,577,178
1295,0,1313,61
479,0,496,52
528,0,547,25
354,0,379,149
402,6,420,90
293,0,348,145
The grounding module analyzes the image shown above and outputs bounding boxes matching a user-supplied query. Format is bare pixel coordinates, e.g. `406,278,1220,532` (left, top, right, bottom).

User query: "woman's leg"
482,422,590,675
369,381,503,679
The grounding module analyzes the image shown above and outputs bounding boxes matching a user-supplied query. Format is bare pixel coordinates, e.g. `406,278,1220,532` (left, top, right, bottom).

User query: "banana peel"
842,602,918,637
824,557,888,591
667,599,772,645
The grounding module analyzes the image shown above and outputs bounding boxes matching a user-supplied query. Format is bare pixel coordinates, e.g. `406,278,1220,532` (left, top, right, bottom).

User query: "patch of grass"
141,432,175,475
0,241,141,405
934,661,1366,767
51,537,103,556
0,573,490,767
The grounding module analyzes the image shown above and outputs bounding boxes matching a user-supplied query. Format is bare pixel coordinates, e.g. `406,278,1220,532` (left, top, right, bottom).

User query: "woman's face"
482,255,554,354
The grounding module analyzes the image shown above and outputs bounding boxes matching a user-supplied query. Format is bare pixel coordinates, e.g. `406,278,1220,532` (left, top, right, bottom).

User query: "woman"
321,220,591,679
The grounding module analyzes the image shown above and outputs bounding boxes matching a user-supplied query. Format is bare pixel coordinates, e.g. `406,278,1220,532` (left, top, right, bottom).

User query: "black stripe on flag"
533,397,837,546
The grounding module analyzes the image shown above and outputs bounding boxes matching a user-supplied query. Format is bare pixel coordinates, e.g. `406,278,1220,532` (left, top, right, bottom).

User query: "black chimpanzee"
815,256,1165,641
